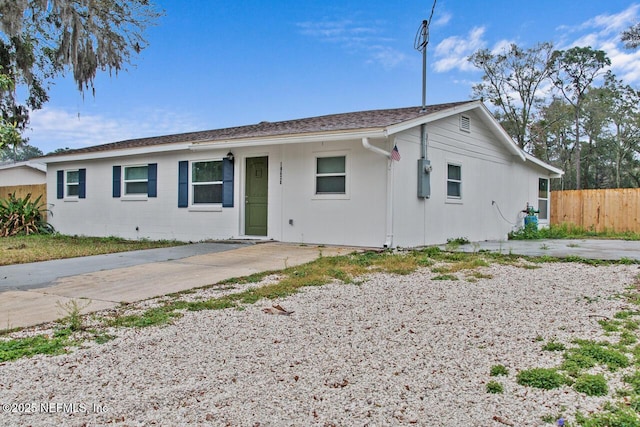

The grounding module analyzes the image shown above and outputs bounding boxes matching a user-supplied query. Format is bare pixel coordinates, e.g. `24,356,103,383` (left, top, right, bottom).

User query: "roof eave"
188,128,388,151
0,160,46,172
42,142,194,164
524,152,565,177
385,100,482,135
385,101,526,161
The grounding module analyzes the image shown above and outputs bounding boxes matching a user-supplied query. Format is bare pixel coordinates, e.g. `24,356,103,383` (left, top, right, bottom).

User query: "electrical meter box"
417,158,431,198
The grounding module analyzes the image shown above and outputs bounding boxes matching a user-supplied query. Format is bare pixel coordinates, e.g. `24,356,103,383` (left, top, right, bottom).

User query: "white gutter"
42,143,194,164
361,137,391,158
190,130,388,151
361,137,394,248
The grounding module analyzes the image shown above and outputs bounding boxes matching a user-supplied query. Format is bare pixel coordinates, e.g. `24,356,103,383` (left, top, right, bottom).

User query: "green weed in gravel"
0,329,74,362
573,374,608,396
543,340,567,352
490,364,509,376
564,340,629,372
109,306,183,328
486,381,504,394
516,368,568,390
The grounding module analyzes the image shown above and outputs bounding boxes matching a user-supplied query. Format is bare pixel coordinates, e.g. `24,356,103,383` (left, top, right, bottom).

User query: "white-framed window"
66,170,79,197
191,160,223,205
447,163,462,199
315,155,346,195
123,165,149,195
538,178,549,220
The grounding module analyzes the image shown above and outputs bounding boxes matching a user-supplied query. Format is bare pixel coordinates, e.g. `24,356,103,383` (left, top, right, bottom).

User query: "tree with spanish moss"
0,0,162,150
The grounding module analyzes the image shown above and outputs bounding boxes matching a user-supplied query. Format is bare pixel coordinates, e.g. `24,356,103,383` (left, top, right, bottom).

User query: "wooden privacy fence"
0,184,47,206
551,188,640,233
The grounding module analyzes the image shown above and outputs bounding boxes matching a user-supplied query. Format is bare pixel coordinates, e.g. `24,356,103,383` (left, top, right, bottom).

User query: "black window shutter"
222,158,234,207
112,166,121,198
148,163,157,198
78,168,86,199
178,161,188,207
56,170,64,199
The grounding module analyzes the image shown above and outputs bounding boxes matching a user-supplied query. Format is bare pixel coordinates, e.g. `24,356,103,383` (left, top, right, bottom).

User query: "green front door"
245,156,268,236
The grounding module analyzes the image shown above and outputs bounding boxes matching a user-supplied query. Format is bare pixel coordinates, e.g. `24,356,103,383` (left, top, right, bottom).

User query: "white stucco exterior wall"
47,139,390,247
390,110,555,247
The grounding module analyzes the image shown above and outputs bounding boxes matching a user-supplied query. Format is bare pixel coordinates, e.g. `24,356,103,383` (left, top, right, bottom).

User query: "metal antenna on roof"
414,0,436,112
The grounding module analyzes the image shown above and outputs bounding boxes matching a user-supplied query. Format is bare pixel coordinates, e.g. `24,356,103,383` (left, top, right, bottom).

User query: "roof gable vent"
459,115,470,132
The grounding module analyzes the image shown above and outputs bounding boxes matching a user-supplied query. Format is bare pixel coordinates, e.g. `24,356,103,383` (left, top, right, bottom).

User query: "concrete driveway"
0,242,356,329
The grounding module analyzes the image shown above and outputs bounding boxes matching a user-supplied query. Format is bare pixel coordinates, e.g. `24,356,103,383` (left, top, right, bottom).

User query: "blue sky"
23,0,640,154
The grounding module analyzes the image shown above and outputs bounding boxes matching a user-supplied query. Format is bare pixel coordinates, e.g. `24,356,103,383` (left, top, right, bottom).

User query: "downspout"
362,137,394,248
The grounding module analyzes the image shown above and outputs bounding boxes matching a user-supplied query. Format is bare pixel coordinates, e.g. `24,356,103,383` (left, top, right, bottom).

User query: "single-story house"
0,160,47,186
41,100,563,248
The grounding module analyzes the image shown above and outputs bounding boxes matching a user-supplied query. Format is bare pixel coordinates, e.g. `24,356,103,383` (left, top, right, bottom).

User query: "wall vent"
460,115,470,132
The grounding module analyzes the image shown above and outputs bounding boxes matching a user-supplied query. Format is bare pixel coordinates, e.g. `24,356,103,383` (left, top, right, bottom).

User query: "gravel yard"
1,261,639,426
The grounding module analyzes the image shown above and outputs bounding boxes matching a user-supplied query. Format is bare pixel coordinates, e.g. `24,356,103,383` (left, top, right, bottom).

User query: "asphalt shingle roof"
44,101,473,157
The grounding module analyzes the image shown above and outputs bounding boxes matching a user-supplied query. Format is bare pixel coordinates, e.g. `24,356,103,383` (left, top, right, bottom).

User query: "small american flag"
391,144,401,161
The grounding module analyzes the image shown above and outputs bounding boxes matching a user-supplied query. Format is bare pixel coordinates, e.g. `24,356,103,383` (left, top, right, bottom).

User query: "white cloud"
559,4,640,85
433,26,487,72
577,4,639,37
367,46,407,69
297,19,406,68
491,39,516,55
24,107,205,153
432,12,451,27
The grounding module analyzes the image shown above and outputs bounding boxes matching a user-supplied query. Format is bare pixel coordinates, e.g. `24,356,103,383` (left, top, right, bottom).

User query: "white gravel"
1,262,639,426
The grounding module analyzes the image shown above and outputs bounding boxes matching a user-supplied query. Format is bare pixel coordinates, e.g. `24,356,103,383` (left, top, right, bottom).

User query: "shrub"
0,192,53,236
508,222,540,240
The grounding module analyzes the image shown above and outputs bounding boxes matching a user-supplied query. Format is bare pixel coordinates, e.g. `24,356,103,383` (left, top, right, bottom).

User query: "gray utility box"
417,158,431,199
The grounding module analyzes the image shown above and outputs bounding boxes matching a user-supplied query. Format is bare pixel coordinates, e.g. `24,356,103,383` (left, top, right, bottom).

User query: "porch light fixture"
226,152,234,162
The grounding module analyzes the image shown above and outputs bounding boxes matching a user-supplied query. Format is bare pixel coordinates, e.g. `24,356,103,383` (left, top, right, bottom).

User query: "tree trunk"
575,111,581,190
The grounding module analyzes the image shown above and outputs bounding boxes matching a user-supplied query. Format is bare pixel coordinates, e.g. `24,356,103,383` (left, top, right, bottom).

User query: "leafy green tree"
0,0,162,148
0,143,43,162
622,22,640,49
530,98,576,189
469,42,555,149
549,47,611,189
0,71,21,149
586,74,640,188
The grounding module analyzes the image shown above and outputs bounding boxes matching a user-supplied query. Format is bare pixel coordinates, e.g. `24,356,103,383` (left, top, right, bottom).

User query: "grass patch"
510,222,640,241
0,234,185,266
0,329,74,362
599,319,623,332
432,274,459,281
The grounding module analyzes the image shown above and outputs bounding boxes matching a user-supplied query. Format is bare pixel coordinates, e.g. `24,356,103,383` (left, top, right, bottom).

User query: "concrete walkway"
448,238,640,261
0,242,356,329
